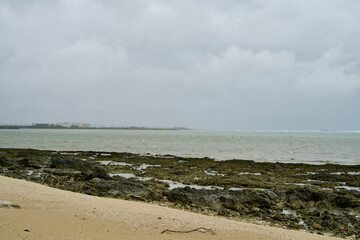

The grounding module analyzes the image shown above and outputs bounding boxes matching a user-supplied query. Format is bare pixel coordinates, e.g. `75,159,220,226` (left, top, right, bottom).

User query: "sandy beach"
0,176,342,240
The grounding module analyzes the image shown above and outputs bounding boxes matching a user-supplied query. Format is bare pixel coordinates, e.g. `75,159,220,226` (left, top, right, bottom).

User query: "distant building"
32,122,91,128
56,122,91,128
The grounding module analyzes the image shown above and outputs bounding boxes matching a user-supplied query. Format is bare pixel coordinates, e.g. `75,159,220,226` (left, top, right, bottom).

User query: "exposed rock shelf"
1,148,359,238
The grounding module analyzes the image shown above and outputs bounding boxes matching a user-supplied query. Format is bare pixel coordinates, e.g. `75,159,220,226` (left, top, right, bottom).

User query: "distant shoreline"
0,126,191,130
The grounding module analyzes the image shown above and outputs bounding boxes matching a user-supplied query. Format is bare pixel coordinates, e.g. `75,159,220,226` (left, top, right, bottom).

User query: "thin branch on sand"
161,227,215,235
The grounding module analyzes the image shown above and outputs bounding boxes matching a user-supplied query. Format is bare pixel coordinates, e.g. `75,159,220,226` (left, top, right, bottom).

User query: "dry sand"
0,176,341,240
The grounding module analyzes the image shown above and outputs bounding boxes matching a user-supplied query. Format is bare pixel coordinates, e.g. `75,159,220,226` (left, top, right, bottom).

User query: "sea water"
0,129,359,165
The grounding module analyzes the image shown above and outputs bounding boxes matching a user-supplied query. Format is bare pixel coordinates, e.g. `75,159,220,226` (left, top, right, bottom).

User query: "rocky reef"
1,148,359,238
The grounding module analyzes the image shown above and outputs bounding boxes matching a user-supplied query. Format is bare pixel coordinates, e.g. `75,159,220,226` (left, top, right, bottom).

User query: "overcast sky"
1,0,360,130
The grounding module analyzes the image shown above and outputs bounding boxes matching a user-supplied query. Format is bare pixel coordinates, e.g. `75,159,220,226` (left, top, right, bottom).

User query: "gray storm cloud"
0,0,360,130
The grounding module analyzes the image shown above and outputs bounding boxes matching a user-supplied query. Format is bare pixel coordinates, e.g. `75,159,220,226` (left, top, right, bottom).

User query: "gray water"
0,129,359,165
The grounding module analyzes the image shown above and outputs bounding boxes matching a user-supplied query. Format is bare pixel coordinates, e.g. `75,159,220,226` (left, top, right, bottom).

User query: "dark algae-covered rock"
1,148,360,239
50,157,110,180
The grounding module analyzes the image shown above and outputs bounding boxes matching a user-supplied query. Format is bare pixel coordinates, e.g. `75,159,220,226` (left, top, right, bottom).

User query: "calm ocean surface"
0,129,359,165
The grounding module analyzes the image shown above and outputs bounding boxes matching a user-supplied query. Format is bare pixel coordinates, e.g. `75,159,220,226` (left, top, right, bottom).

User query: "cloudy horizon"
1,0,360,130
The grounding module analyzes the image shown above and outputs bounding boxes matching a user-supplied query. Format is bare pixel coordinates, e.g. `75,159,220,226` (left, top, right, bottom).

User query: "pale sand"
0,176,341,240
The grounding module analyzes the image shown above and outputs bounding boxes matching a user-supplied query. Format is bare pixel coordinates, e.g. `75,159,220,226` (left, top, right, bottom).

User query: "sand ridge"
0,176,341,240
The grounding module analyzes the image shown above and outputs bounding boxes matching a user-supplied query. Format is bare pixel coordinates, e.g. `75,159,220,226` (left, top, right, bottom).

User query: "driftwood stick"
161,227,215,235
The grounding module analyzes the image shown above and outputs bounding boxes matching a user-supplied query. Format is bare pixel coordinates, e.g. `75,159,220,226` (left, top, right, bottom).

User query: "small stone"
250,207,260,212
130,195,145,201
0,200,22,209
313,223,322,229
91,177,101,183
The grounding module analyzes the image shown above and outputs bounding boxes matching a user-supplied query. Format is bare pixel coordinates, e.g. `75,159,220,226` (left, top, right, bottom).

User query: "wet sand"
0,176,341,240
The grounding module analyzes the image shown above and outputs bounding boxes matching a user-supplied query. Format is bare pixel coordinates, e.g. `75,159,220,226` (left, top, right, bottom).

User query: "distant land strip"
0,125,190,130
